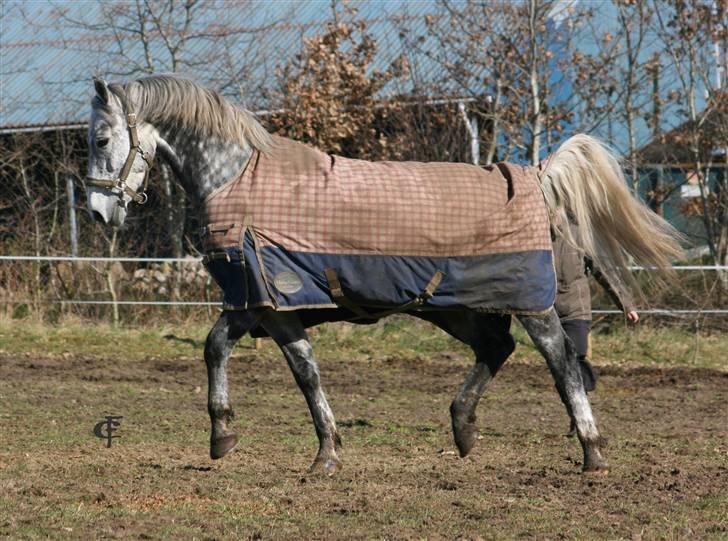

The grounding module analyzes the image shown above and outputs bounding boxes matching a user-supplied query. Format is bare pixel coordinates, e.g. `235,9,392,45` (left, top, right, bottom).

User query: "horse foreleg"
518,308,608,473
261,311,342,476
449,314,514,457
205,310,258,460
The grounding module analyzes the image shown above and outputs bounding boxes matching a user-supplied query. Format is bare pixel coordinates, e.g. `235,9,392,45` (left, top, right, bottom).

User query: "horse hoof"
582,467,610,476
451,402,479,458
210,434,238,460
582,458,610,475
308,455,342,477
453,422,479,458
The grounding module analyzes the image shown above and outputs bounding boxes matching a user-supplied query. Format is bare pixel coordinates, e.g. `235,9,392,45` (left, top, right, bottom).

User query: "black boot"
578,357,597,392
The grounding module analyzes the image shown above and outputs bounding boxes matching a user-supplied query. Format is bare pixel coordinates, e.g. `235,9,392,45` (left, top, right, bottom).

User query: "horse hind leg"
518,308,609,473
260,311,342,476
417,311,514,458
205,310,258,460
449,314,515,457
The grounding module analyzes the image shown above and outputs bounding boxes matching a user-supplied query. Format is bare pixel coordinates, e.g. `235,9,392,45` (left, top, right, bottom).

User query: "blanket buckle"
202,251,232,265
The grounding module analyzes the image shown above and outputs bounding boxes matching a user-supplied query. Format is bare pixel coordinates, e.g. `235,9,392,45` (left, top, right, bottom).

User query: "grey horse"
85,75,681,476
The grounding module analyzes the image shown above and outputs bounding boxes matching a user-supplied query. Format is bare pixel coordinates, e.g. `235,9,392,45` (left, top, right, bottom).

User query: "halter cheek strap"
86,112,153,205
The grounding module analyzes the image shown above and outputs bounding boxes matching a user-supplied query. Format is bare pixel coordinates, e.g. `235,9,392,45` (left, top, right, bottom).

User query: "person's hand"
626,310,640,323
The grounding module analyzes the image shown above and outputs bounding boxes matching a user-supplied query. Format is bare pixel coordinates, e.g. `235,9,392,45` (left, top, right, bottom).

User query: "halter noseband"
86,108,153,205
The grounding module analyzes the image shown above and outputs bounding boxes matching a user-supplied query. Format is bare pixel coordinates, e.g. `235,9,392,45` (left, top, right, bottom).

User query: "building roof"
635,92,728,166
0,0,446,132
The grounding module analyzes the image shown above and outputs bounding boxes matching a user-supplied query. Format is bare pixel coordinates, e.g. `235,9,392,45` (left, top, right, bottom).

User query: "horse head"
86,78,158,227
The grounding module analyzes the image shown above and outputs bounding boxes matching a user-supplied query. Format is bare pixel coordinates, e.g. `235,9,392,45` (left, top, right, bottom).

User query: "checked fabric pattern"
202,136,551,257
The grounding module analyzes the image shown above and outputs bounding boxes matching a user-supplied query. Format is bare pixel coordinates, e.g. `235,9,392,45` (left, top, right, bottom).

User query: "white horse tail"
539,134,683,293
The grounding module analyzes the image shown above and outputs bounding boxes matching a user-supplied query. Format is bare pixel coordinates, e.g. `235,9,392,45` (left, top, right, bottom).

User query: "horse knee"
204,311,255,366
283,339,320,386
204,333,224,365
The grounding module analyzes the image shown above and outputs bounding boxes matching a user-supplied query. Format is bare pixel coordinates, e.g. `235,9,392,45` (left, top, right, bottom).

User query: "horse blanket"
201,136,555,326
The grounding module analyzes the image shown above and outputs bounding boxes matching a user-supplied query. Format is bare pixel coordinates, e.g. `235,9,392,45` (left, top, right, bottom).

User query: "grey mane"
111,74,273,153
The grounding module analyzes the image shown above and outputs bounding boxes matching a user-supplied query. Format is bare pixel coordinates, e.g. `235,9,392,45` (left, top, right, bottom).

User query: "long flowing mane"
111,74,273,152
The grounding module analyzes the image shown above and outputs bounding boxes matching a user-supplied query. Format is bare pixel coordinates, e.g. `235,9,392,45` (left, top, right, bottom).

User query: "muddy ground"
1,336,727,539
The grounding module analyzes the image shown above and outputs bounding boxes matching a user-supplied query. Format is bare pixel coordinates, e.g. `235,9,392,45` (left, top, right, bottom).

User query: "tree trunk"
528,0,543,166
485,79,502,166
19,159,42,309
106,230,120,327
162,164,184,307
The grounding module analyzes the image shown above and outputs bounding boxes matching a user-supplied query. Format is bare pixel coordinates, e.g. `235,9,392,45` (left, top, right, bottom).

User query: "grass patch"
1,314,725,371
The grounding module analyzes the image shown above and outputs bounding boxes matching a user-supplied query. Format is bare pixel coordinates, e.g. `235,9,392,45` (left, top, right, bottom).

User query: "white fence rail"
1,254,727,270
0,255,200,263
1,255,727,315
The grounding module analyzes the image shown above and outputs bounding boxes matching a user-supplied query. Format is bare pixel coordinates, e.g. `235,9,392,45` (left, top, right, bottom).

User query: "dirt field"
0,320,727,540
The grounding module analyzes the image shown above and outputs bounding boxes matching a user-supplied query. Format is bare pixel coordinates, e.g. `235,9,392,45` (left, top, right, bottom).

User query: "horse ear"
94,77,110,104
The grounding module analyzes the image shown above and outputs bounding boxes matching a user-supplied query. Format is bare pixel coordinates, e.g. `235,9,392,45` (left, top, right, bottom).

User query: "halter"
86,109,153,205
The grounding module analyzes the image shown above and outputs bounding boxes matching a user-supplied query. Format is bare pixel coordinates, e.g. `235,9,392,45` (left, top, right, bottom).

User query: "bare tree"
615,0,654,189
47,1,281,308
419,0,600,165
653,0,728,279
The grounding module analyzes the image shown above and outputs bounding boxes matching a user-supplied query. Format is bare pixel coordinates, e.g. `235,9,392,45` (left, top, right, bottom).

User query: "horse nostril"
91,210,106,224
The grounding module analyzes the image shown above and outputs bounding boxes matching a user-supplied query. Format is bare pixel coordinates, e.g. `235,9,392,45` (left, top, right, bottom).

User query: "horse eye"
97,137,109,148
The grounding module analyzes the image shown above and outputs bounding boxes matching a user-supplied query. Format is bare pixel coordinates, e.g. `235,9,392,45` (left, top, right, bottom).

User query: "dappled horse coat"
201,136,555,333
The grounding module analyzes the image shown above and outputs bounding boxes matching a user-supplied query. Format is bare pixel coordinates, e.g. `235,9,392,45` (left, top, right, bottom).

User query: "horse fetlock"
208,403,234,423
309,450,342,477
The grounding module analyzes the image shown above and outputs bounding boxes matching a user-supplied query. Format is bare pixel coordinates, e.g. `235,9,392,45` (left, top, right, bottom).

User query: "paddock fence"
0,255,726,329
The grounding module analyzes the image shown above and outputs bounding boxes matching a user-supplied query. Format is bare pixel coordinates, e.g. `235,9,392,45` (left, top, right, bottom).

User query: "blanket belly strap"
324,268,374,320
324,267,444,321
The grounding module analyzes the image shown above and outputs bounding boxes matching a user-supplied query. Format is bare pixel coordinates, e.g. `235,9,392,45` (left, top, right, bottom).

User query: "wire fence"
0,255,200,263
2,254,728,270
1,256,727,322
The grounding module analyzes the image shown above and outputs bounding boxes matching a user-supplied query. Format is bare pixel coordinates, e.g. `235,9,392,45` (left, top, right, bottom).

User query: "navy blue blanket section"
205,231,556,324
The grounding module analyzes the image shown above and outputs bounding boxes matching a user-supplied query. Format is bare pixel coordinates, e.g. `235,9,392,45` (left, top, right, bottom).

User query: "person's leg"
561,318,596,392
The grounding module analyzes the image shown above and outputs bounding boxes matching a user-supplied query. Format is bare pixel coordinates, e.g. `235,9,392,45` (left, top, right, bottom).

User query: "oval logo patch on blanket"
273,271,304,294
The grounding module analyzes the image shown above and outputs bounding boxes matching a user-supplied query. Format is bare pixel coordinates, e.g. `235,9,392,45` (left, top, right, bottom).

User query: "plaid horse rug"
201,136,555,325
